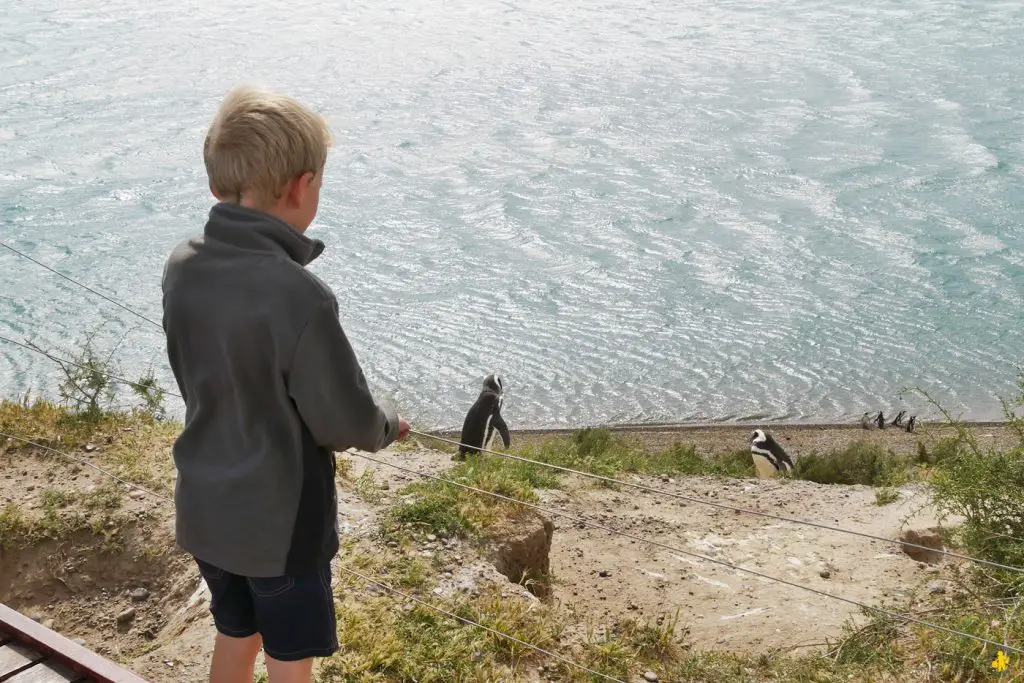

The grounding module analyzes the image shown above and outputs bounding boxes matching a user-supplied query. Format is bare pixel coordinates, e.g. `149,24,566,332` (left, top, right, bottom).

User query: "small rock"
599,570,611,578
644,673,659,682
84,443,97,453
379,481,389,490
819,570,831,579
427,534,438,543
41,618,54,629
929,582,946,595
129,490,146,500
116,608,136,623
131,588,150,602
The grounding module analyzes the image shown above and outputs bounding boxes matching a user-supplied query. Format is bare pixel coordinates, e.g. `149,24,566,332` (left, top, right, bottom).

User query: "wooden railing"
0,602,149,683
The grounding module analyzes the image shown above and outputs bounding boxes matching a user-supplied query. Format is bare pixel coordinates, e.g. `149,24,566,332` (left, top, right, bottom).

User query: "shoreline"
432,418,1009,437
428,418,1017,458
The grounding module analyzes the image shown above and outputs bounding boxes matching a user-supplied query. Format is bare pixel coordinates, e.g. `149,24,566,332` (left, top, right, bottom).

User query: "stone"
819,570,831,579
929,582,946,595
84,443,97,453
117,607,136,623
427,534,438,542
131,588,150,601
898,528,945,564
644,673,659,682
485,512,554,598
129,490,146,500
599,570,611,578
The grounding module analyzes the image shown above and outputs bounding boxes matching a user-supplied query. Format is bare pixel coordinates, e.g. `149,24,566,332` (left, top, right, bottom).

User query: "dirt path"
542,475,949,653
2,425,970,679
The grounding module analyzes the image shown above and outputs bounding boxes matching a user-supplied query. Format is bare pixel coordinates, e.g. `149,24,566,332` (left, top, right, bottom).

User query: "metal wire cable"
0,241,164,331
6,230,1020,572
410,430,1024,575
6,317,1020,576
0,431,173,503
0,431,615,680
6,319,1021,575
347,449,1024,656
336,565,627,682
5,232,1022,658
0,334,182,399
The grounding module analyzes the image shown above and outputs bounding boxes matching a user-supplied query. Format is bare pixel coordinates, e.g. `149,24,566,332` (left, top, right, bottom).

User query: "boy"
162,85,408,683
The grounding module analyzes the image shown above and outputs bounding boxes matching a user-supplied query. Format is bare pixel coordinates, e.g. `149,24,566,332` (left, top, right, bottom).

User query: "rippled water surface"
1,0,1022,428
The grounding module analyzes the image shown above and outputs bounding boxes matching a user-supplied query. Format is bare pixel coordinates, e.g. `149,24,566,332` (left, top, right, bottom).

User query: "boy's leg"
249,559,338,683
210,633,263,683
194,558,262,683
264,655,315,683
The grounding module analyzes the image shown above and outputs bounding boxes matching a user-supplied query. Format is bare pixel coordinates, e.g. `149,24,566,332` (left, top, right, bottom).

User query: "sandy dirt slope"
2,423,978,679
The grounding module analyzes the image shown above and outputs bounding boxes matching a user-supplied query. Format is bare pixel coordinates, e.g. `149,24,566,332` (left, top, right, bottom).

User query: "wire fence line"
336,565,627,682
0,432,626,681
3,230,1020,574
409,431,1024,576
0,240,164,331
0,334,183,399
3,229,1022,663
345,448,1024,657
4,315,1016,577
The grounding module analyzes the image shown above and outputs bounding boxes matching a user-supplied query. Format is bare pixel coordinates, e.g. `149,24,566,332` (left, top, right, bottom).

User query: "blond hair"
204,85,332,207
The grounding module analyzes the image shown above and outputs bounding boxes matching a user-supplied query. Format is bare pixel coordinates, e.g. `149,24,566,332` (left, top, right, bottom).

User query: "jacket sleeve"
287,299,400,453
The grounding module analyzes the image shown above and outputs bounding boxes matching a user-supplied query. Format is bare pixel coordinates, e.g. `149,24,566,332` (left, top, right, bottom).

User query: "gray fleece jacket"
161,202,399,577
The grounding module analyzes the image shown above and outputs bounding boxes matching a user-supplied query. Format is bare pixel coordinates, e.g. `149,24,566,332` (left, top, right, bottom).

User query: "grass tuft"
789,441,911,487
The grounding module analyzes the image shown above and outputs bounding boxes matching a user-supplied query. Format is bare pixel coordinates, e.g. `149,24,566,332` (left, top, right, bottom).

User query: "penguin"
861,412,874,430
456,373,510,461
750,429,796,479
891,411,907,429
875,411,886,429
905,415,917,433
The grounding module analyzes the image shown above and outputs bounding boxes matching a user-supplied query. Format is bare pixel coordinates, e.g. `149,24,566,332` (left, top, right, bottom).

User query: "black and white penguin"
456,373,510,461
906,415,917,433
750,429,796,479
875,411,886,429
891,411,907,429
861,412,874,430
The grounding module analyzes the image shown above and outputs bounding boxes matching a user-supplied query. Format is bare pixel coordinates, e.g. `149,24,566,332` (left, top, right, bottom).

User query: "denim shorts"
194,557,339,662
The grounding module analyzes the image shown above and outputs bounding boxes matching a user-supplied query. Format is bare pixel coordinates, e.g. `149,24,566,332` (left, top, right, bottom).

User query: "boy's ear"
209,182,222,200
285,172,314,207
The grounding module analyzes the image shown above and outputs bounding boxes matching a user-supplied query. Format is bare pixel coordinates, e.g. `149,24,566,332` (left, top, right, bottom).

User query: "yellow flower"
993,650,1010,673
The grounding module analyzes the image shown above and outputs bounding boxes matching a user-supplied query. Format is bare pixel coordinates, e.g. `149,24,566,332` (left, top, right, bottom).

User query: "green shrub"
791,441,909,486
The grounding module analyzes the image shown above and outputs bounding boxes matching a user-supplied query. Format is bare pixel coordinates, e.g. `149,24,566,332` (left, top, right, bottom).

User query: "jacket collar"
203,202,325,266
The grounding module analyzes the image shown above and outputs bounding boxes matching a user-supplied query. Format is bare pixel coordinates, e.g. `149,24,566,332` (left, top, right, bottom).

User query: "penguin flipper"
494,411,511,449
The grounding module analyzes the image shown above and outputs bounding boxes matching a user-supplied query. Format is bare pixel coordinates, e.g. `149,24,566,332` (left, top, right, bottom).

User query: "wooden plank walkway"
0,603,148,683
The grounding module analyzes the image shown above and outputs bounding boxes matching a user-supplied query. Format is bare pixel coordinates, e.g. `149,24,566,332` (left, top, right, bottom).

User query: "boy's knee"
264,655,315,683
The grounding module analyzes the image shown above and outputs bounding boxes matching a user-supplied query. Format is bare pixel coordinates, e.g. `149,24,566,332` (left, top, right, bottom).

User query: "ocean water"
1,0,1022,429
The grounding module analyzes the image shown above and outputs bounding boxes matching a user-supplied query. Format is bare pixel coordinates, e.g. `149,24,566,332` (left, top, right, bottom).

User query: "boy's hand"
397,417,410,442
